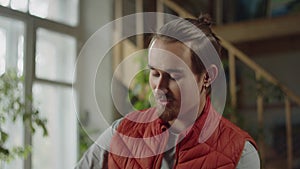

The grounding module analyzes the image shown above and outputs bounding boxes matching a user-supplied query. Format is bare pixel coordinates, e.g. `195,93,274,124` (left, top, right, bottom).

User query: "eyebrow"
148,64,184,73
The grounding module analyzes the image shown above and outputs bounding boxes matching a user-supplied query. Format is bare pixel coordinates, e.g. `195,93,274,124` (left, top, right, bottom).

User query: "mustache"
153,92,174,101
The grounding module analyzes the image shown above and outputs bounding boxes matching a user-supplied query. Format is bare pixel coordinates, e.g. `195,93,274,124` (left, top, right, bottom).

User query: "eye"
150,69,160,77
170,74,182,81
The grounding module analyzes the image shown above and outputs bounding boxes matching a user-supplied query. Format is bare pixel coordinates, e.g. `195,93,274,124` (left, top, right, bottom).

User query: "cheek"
149,75,155,89
179,78,200,97
168,81,181,95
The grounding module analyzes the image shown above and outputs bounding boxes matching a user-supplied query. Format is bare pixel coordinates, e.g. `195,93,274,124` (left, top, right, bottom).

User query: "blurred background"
0,0,300,168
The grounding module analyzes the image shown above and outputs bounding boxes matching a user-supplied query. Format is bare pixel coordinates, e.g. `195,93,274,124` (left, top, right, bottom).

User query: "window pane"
36,28,76,83
0,0,9,7
29,0,79,26
32,83,77,169
0,16,24,75
11,0,28,12
1,119,24,169
0,16,24,169
0,28,6,75
270,0,296,17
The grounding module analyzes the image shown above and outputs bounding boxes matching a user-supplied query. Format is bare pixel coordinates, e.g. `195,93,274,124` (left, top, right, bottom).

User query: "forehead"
148,39,193,71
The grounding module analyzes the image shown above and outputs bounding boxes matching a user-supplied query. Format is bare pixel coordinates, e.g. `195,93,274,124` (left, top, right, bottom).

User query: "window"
0,0,79,26
0,28,7,74
0,1,79,168
270,0,299,17
11,0,28,12
35,28,76,83
0,16,24,75
33,84,77,169
29,0,79,26
0,15,25,169
0,0,10,7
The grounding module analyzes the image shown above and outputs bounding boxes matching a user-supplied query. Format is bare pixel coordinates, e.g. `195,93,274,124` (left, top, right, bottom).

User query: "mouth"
155,96,174,106
157,99,170,105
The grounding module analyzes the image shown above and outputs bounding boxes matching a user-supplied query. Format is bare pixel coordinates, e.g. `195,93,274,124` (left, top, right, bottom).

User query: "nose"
155,75,168,94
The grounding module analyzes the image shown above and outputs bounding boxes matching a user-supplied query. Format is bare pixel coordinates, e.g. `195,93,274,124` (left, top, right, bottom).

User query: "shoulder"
236,141,260,169
219,117,257,148
75,140,109,169
200,116,258,164
75,118,126,169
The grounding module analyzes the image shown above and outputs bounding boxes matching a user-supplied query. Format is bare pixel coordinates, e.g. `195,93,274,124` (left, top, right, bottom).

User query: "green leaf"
0,146,9,156
0,130,9,144
0,69,48,161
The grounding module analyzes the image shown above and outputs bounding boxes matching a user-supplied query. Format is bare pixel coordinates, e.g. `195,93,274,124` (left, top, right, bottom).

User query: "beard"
156,102,180,123
156,100,200,130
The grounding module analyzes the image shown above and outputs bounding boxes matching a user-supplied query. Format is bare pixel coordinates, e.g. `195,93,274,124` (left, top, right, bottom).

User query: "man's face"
148,39,206,124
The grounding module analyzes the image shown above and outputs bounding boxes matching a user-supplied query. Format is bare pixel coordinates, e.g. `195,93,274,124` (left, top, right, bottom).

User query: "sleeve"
74,143,109,169
236,141,260,169
74,118,123,169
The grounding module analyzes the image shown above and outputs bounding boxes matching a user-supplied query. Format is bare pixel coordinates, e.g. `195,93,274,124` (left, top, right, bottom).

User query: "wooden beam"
163,0,195,18
256,72,265,167
213,13,300,43
113,0,123,71
235,34,300,56
285,97,293,169
136,0,144,49
228,51,237,123
215,0,223,25
157,0,164,30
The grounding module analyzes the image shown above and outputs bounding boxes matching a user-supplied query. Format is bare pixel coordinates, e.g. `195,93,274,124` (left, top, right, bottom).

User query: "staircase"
113,0,300,168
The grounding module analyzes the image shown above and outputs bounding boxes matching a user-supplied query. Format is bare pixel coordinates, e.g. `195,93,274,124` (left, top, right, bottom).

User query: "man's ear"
204,64,218,86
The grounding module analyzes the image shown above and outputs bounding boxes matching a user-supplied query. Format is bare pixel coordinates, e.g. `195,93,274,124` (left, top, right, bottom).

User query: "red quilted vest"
108,99,257,169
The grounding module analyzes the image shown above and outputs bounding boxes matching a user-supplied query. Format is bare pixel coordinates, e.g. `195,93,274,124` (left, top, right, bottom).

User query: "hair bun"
197,14,213,27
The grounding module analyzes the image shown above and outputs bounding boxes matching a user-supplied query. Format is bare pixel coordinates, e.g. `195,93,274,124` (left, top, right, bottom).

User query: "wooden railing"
220,36,299,169
114,0,300,168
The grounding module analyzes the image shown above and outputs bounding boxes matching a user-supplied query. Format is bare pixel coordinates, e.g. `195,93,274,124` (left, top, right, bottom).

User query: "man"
76,15,260,169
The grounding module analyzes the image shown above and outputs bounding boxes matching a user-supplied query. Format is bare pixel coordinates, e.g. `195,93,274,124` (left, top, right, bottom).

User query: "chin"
158,108,179,123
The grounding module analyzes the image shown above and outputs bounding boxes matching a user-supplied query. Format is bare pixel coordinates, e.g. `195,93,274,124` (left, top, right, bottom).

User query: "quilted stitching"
108,103,256,169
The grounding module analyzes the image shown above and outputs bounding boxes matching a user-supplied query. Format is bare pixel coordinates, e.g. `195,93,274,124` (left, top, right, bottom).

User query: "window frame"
0,4,80,169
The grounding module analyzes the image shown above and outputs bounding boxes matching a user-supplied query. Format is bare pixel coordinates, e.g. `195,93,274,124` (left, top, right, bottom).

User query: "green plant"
128,53,152,110
128,70,152,110
78,124,93,159
256,78,284,103
0,70,48,162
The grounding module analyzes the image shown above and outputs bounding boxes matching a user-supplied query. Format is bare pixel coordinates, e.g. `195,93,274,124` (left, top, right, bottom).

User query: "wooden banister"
256,72,265,166
228,51,237,123
219,37,300,106
285,97,293,169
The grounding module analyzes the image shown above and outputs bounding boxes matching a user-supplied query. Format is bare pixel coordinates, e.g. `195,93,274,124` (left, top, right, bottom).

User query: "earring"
204,83,209,89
